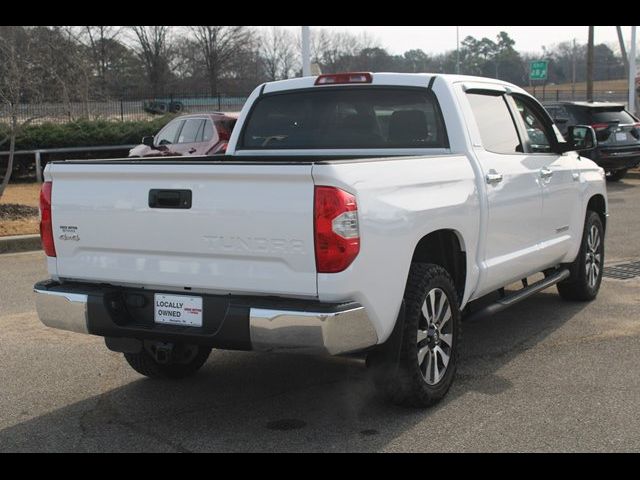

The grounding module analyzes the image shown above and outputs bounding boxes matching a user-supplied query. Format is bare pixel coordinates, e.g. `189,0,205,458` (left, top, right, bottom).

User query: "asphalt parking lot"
1,176,639,452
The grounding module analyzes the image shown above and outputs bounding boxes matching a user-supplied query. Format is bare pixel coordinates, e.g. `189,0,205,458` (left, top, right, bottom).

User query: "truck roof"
262,72,527,96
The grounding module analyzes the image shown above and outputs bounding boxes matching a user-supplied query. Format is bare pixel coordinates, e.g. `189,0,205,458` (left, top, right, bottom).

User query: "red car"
129,113,236,158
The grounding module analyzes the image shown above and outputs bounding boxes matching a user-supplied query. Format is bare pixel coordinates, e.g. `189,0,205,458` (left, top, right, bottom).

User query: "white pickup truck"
34,73,608,407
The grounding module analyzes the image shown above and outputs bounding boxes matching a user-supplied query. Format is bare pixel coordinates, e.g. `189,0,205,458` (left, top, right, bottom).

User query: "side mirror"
560,125,597,153
142,136,155,148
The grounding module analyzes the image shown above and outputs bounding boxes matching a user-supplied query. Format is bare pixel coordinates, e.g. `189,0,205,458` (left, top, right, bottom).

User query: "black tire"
607,169,627,182
124,343,211,379
370,263,461,408
557,211,604,302
156,102,168,114
170,102,183,113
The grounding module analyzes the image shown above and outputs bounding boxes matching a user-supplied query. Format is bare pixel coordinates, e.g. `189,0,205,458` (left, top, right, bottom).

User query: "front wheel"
369,263,461,408
557,210,604,301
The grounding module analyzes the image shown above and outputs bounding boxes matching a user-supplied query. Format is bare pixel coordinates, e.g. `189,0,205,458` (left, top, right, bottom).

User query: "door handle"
188,148,197,154
486,171,503,185
149,189,192,209
540,168,554,180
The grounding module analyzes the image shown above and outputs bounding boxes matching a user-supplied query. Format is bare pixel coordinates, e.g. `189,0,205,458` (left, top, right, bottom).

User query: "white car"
34,73,607,407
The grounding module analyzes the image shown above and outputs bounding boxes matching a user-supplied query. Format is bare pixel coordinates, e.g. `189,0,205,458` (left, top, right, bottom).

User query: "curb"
0,234,42,254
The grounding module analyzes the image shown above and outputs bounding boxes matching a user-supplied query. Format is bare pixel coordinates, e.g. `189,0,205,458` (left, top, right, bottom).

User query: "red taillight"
315,72,373,86
591,123,610,131
209,120,232,155
39,181,56,257
314,186,360,273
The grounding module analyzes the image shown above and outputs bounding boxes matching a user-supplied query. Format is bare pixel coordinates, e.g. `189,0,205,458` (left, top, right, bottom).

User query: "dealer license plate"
154,294,203,327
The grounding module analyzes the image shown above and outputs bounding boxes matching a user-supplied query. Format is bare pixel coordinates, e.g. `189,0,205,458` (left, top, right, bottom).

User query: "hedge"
0,115,176,151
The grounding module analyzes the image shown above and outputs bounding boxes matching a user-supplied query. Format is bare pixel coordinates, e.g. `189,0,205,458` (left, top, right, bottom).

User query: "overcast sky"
276,26,638,55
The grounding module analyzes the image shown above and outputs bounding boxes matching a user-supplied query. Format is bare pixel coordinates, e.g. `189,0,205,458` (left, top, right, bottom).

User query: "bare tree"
71,26,122,98
43,27,94,119
260,27,297,81
129,26,173,95
188,26,252,95
307,28,380,73
0,27,42,198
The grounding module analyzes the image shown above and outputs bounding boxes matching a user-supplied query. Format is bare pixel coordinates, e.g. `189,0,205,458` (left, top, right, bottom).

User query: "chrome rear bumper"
250,305,378,355
34,287,89,334
33,281,378,355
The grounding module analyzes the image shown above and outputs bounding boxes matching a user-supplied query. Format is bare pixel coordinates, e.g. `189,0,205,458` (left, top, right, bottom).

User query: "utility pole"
572,38,577,100
587,26,594,102
617,26,630,76
301,26,311,77
630,26,637,115
456,26,460,74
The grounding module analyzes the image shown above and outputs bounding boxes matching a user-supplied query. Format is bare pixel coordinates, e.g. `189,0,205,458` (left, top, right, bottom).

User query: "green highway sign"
530,61,548,81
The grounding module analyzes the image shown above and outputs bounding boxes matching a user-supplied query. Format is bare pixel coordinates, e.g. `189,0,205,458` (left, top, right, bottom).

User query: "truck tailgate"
48,162,317,298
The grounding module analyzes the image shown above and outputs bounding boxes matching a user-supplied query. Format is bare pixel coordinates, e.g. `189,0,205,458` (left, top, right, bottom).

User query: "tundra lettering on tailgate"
202,235,306,255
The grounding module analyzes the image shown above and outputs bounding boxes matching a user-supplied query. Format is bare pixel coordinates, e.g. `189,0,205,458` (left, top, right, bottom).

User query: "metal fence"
0,145,136,183
2,87,636,126
1,92,250,125
528,88,633,105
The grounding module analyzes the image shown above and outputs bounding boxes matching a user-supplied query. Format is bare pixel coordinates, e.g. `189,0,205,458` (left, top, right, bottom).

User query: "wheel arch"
411,229,467,304
587,194,607,232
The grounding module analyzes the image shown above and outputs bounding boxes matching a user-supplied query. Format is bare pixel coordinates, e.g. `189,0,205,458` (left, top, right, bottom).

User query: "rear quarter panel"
312,155,480,343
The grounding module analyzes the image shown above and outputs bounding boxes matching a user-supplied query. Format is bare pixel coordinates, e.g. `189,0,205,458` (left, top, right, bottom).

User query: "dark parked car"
544,101,640,181
129,113,237,158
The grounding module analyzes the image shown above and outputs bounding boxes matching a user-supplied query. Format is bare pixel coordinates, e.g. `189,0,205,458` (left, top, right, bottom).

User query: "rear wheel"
607,169,627,182
369,263,461,408
124,342,211,379
557,211,604,301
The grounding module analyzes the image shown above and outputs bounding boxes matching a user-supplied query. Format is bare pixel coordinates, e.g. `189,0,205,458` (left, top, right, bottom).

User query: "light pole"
302,26,311,77
629,26,637,115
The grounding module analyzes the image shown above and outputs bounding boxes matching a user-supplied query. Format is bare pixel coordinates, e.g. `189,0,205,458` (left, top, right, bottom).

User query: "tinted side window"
546,105,571,133
178,119,205,144
513,97,553,153
564,107,589,125
467,93,521,154
156,120,184,146
202,120,215,142
240,88,447,150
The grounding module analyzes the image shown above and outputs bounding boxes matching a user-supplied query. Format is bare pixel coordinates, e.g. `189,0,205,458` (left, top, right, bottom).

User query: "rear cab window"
239,87,448,150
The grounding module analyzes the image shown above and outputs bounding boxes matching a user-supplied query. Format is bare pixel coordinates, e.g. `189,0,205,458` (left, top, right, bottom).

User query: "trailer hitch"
151,342,174,364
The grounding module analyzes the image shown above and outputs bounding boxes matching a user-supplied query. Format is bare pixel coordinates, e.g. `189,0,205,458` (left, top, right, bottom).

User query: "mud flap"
367,300,406,378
